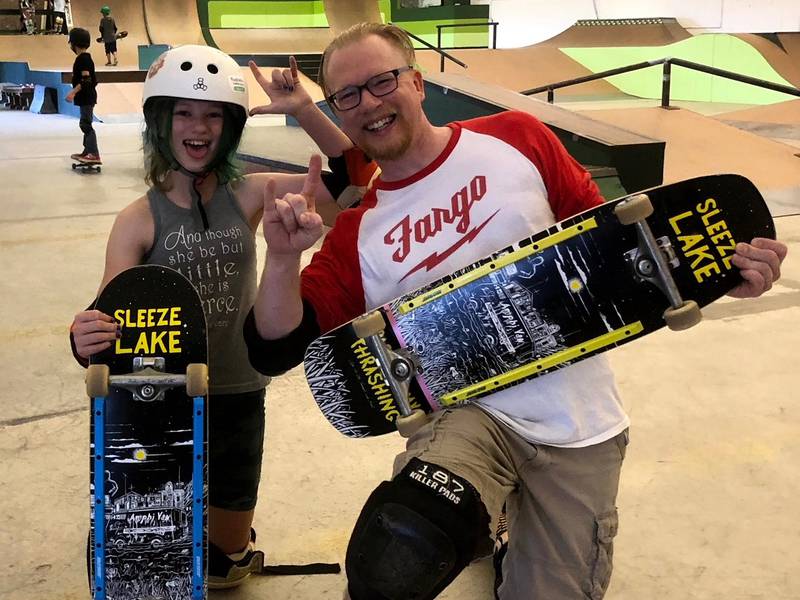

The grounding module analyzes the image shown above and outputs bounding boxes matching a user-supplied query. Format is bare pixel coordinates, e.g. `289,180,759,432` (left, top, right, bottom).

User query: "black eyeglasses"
326,66,414,111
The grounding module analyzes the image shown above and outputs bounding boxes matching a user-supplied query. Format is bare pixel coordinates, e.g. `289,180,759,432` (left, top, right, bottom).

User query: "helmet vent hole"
207,64,219,75
180,62,193,72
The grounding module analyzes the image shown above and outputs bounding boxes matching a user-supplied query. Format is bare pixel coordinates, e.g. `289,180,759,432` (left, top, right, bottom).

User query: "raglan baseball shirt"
260,110,629,448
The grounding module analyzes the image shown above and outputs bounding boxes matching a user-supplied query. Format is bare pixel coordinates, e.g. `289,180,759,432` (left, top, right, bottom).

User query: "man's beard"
355,116,413,162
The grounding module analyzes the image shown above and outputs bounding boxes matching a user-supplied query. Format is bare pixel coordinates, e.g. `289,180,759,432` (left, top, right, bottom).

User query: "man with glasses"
244,22,787,600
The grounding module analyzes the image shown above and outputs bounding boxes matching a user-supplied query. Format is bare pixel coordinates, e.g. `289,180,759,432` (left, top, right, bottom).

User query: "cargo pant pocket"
589,509,619,599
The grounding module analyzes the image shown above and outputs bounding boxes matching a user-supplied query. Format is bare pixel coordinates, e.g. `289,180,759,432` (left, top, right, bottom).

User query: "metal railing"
391,23,467,73
520,57,800,107
436,21,499,50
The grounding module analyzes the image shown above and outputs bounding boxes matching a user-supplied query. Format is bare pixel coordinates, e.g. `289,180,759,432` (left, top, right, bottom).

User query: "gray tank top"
144,184,268,394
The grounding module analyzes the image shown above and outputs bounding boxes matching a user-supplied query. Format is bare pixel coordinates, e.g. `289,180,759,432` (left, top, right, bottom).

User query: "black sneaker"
208,528,264,589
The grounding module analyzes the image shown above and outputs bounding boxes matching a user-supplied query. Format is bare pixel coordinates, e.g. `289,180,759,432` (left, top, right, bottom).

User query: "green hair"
142,97,245,191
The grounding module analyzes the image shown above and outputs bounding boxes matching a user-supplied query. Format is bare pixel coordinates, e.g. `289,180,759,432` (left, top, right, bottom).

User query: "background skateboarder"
98,5,118,66
65,27,100,165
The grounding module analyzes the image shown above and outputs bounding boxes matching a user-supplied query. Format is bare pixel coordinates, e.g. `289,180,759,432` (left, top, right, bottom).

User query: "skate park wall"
476,0,800,48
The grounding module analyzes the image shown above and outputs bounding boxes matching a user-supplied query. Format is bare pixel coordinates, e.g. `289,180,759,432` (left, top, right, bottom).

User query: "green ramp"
562,34,797,105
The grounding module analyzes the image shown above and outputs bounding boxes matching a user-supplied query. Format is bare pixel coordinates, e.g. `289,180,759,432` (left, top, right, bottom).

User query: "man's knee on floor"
345,458,491,600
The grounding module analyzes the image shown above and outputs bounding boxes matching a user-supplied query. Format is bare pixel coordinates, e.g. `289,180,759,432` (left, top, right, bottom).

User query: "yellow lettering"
678,234,704,252
149,331,167,354
722,254,735,271
685,245,715,270
711,229,733,245
669,211,693,234
170,307,181,326
115,337,132,354
706,219,727,235
701,208,721,226
133,332,149,353
694,261,721,283
168,330,181,353
697,198,717,213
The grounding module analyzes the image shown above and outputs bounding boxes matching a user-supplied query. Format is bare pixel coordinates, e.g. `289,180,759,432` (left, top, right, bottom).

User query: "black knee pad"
346,458,491,600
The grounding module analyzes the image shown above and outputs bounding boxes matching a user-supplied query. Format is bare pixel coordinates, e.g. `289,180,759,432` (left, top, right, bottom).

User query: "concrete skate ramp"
737,33,800,90
415,47,625,99
581,105,800,215
142,0,205,46
719,99,800,127
540,18,691,47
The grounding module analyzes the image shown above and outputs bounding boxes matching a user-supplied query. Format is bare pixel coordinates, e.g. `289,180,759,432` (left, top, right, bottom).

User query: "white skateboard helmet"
143,44,248,125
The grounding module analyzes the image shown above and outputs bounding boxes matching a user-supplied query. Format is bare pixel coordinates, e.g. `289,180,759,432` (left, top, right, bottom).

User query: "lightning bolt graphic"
399,209,501,282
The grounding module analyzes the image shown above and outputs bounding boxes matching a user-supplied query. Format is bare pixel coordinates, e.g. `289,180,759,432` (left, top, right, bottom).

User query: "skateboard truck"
615,194,702,331
353,313,428,438
86,357,208,401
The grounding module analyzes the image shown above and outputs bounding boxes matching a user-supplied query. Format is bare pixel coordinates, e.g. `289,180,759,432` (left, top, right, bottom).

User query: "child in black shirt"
65,28,101,164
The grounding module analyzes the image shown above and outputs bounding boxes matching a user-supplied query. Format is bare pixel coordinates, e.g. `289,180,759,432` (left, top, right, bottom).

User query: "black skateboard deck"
97,30,128,43
303,174,775,438
87,265,208,599
72,161,101,173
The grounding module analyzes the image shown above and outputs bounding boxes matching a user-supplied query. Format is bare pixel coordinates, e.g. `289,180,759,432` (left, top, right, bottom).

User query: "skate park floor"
0,106,798,600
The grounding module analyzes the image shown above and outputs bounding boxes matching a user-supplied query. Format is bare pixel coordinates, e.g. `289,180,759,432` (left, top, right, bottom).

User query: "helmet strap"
190,176,210,232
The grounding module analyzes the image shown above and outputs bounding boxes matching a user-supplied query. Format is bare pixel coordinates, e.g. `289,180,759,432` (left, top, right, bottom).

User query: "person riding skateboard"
69,45,356,589
243,23,788,599
65,27,100,166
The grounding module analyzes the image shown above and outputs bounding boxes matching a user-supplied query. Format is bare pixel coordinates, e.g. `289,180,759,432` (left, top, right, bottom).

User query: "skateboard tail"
304,335,375,438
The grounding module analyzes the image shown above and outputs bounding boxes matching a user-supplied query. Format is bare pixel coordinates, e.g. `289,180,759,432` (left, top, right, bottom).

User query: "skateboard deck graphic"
303,174,775,438
87,265,208,599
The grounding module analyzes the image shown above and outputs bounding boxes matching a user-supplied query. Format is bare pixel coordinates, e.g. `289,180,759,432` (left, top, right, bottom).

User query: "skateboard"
86,265,209,599
303,174,775,438
72,156,101,173
97,30,128,43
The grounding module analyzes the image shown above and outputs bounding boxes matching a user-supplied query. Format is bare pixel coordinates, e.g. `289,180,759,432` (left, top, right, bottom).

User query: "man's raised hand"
261,155,324,255
249,56,313,118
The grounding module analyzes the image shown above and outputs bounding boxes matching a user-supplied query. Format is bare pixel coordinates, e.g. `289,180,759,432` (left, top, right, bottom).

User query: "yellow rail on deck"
440,321,644,406
398,217,599,315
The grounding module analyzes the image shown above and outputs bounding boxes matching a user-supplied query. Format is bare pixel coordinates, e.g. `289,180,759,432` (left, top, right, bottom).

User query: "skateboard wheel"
664,300,702,331
396,409,428,438
614,193,653,225
185,363,208,396
86,364,110,397
352,311,386,338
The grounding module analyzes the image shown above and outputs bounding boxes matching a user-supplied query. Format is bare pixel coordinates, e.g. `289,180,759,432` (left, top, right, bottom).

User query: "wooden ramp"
581,105,800,215
415,47,627,99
